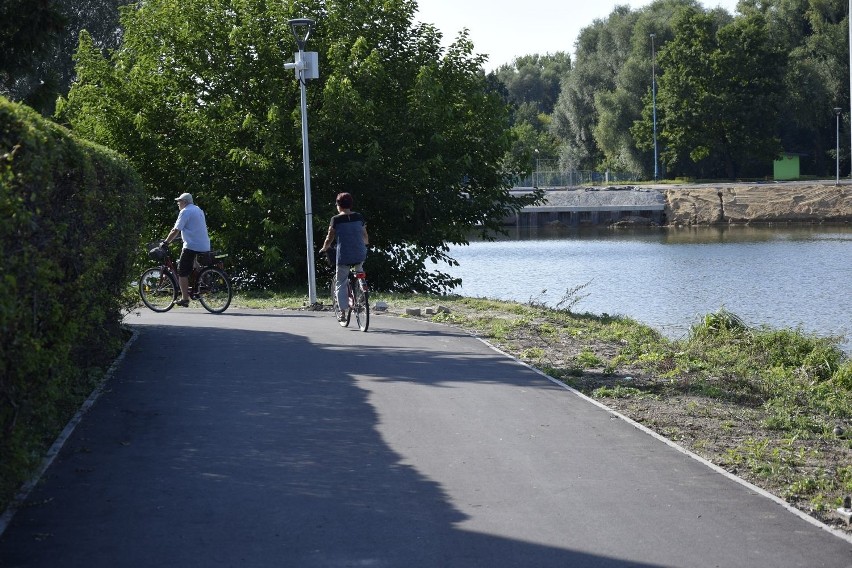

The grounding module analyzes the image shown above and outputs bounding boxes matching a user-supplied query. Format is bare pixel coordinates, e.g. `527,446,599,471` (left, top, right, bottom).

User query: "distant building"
773,153,802,181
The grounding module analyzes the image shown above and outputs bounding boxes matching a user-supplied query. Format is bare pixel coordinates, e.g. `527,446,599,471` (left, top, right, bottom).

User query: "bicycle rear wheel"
331,278,350,327
353,278,370,332
197,267,232,313
139,268,177,312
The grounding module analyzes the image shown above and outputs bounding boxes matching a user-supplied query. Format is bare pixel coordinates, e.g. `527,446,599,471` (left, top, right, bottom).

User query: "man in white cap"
160,192,210,307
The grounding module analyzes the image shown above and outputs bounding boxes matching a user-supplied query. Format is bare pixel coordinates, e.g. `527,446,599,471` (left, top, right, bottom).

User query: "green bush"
690,308,750,340
0,96,145,507
833,362,852,390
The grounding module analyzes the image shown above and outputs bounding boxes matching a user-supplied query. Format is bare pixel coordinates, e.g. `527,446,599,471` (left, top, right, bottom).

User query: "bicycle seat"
198,251,228,266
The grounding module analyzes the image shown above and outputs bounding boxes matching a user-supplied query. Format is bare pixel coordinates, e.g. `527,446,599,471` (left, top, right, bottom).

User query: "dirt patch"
664,183,852,225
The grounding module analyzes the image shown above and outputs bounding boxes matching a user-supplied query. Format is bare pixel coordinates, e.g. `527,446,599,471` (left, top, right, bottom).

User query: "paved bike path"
1,308,850,567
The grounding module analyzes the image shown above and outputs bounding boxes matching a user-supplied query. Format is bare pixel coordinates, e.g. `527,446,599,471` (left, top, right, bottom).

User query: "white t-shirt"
174,203,210,252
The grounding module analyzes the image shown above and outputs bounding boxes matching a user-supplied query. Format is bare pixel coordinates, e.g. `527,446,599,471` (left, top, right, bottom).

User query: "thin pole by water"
651,34,658,181
837,109,841,186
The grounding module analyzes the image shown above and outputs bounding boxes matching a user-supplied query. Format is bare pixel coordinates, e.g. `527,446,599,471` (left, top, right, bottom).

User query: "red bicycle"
331,266,370,331
138,242,232,313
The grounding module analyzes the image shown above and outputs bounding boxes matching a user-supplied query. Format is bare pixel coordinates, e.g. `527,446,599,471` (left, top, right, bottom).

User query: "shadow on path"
0,320,663,568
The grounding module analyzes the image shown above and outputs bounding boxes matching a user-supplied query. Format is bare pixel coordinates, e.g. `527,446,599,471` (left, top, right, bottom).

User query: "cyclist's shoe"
337,314,347,322
174,299,190,307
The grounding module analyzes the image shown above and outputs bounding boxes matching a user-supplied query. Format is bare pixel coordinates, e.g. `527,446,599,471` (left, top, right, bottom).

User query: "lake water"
445,225,852,351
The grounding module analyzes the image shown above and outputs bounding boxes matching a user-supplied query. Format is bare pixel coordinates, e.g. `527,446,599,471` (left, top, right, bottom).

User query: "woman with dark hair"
319,192,369,321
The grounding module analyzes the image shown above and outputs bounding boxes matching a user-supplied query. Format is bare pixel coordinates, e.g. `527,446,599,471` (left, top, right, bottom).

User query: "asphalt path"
1,307,851,567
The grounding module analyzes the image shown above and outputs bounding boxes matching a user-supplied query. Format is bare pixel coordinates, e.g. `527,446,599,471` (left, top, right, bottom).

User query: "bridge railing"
517,169,640,188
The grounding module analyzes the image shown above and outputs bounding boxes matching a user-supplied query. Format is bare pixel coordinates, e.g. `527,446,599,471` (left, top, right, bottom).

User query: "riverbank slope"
664,182,852,226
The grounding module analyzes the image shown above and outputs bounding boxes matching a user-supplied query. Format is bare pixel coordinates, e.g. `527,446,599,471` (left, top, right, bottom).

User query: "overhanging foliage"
56,0,542,293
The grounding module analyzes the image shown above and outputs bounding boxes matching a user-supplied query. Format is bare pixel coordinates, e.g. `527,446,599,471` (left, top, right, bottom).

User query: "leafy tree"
504,114,559,183
490,54,569,180
587,6,644,174
493,53,571,116
551,7,637,171
542,0,846,181
591,0,706,177
634,8,785,178
748,0,850,175
57,0,540,293
1,0,123,116
0,0,66,111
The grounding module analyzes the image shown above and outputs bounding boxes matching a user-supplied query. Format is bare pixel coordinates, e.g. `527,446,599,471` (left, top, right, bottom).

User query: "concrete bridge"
506,186,666,227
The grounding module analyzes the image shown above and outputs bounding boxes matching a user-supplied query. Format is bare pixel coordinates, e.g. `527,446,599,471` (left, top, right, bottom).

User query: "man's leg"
176,249,196,304
179,276,190,302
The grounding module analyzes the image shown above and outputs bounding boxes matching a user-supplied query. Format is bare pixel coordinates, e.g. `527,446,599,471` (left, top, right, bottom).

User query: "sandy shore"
663,181,852,226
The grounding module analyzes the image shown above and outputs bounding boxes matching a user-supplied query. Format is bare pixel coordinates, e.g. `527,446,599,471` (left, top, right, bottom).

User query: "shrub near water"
682,312,852,433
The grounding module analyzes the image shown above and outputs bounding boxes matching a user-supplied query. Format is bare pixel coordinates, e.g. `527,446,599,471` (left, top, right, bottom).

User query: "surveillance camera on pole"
284,18,320,305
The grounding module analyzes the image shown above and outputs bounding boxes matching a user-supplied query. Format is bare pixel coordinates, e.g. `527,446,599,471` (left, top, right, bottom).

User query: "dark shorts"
177,248,200,277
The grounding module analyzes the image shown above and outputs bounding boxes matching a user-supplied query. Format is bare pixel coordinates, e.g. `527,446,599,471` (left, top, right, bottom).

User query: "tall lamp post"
284,18,320,305
533,148,540,188
835,107,842,186
650,33,659,182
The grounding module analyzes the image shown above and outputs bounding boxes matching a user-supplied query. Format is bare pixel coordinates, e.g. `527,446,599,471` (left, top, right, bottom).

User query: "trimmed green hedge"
0,96,145,506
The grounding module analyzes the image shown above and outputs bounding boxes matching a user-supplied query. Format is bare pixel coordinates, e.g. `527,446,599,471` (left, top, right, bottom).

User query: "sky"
414,0,741,70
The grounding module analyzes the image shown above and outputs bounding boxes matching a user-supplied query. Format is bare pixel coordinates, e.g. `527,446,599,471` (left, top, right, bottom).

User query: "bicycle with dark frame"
138,242,232,313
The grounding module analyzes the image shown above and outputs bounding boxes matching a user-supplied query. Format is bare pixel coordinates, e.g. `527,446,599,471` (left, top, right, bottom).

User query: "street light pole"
650,33,658,182
284,18,319,305
835,107,842,186
533,148,540,188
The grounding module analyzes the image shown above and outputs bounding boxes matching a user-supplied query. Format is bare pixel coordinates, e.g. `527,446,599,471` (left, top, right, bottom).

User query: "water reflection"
449,225,852,352
489,224,852,244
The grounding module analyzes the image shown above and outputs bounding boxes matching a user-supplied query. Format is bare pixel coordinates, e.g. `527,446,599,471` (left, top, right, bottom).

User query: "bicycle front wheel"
197,267,232,313
353,279,370,332
139,268,177,312
331,278,350,327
